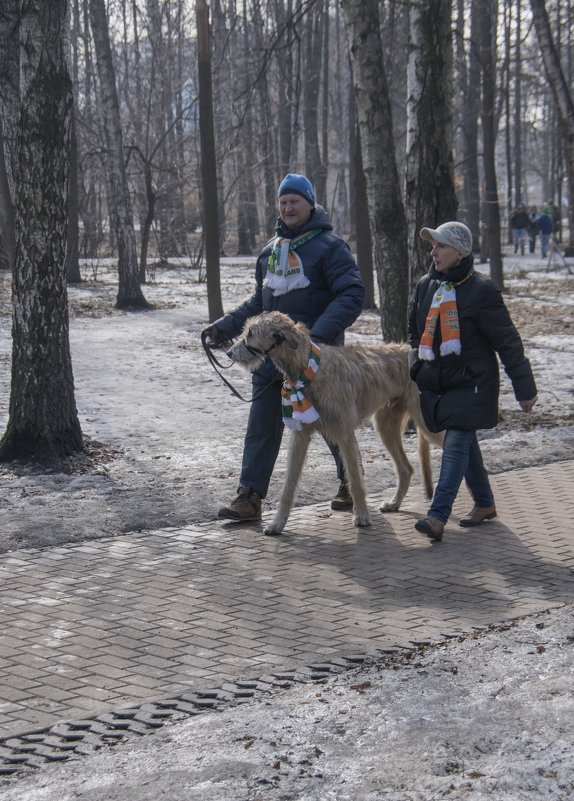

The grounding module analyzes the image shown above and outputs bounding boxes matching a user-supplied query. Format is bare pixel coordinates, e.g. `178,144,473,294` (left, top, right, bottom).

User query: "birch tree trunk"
0,0,19,268
66,108,82,283
0,123,15,269
89,0,149,309
341,0,408,342
405,0,457,290
0,0,83,463
530,0,574,250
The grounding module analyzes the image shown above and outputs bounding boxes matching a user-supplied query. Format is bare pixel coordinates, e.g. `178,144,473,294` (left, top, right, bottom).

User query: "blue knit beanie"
278,173,315,206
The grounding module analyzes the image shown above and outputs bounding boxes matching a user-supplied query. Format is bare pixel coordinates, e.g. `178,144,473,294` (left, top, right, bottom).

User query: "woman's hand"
519,396,537,412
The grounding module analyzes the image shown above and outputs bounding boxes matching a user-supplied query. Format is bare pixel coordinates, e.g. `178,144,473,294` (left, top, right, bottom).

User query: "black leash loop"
200,330,279,403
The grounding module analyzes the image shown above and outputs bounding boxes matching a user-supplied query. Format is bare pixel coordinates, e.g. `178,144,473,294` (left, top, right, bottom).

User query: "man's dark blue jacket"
215,205,364,382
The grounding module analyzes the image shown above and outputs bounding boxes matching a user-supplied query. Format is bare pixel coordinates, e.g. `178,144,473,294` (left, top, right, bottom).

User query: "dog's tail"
417,434,434,500
407,384,444,500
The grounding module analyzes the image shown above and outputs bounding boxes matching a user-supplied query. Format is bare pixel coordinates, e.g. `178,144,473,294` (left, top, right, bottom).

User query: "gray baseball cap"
420,221,473,257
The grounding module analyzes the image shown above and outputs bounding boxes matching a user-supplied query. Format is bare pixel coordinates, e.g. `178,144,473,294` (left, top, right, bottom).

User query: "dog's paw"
353,513,371,527
380,500,400,513
264,523,284,536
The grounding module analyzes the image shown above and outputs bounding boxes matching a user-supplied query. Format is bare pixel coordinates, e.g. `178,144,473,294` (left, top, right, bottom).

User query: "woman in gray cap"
408,221,537,542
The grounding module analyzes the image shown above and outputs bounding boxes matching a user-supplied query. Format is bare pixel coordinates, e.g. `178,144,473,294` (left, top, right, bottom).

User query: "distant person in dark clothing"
510,203,530,256
536,206,553,258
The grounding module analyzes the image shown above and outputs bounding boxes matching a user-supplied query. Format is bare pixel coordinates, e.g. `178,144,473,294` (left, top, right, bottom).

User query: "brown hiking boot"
218,487,262,521
459,505,497,527
331,481,353,511
415,516,445,541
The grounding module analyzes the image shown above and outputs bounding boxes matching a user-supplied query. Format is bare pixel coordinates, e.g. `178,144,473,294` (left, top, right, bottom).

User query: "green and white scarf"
263,229,321,297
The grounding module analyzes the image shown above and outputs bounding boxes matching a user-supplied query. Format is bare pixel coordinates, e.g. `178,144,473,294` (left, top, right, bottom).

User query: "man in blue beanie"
204,173,364,525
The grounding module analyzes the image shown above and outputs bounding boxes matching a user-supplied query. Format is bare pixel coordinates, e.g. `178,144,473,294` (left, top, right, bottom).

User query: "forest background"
0,0,573,465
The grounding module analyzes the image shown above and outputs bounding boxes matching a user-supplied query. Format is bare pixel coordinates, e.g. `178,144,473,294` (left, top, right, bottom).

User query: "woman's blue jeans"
239,372,345,498
428,429,494,523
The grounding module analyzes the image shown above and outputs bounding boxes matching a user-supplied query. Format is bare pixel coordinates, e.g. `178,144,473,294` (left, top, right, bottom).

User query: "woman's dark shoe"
459,505,497,527
415,516,445,541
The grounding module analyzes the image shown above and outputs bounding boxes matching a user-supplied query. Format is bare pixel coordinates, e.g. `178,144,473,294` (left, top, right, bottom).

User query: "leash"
200,329,281,403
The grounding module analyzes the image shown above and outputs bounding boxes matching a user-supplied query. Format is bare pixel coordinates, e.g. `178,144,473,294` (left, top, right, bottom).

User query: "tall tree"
481,0,504,289
530,0,574,249
0,0,19,270
456,0,481,248
405,0,458,289
0,0,83,463
89,0,149,309
513,0,523,207
197,0,223,322
303,0,327,201
341,0,409,342
0,125,15,270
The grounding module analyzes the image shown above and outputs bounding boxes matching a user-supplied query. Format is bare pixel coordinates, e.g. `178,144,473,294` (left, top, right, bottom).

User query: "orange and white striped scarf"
419,270,473,361
281,342,321,430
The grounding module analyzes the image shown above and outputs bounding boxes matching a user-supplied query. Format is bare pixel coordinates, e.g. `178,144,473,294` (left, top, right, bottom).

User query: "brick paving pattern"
0,461,573,742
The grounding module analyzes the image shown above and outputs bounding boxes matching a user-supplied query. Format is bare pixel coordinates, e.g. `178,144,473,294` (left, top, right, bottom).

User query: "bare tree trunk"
89,0,149,309
303,0,327,201
0,0,83,463
456,0,481,249
513,0,523,206
197,0,223,322
481,0,504,289
352,122,375,308
0,0,19,269
405,0,457,290
341,0,408,342
530,0,574,250
0,123,15,269
66,108,82,283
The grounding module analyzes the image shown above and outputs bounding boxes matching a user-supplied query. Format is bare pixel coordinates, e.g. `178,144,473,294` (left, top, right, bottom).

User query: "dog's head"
227,312,302,372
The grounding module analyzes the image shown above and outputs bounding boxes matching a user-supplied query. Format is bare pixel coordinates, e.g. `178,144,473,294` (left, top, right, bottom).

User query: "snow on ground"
1,604,573,801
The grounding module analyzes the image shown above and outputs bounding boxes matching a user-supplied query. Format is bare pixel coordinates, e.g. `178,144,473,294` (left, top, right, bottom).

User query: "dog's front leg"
338,434,370,527
265,429,312,536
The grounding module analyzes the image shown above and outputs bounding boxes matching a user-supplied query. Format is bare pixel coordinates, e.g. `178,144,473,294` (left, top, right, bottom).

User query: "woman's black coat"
408,257,537,433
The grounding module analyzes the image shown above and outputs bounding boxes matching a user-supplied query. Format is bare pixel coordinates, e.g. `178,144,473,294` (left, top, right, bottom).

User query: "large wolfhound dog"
227,311,443,535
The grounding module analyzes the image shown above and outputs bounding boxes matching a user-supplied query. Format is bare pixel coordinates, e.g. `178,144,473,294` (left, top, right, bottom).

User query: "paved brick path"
1,461,573,741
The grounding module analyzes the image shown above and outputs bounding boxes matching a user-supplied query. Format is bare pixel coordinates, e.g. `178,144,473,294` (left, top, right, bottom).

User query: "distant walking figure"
510,203,530,256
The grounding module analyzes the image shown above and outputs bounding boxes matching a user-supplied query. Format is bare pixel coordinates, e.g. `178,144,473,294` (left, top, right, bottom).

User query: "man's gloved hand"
203,324,224,348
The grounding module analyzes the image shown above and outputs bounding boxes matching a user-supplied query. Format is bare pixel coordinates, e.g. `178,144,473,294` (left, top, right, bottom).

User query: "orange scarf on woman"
419,270,473,361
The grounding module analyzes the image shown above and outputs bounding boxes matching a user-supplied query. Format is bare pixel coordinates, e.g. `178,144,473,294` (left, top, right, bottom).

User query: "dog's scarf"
281,342,321,430
263,229,321,297
419,269,474,361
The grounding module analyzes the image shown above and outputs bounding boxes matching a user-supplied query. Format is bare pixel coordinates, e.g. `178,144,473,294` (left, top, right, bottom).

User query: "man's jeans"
239,372,345,498
428,429,494,523
513,228,526,254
